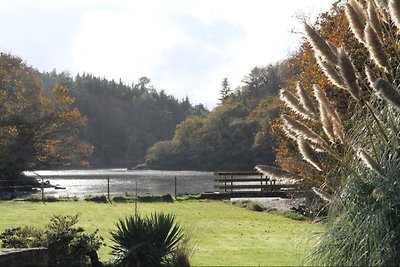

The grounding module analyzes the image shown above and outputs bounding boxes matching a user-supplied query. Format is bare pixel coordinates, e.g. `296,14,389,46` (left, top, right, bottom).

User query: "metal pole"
174,177,177,198
41,177,44,203
107,178,110,202
135,178,138,216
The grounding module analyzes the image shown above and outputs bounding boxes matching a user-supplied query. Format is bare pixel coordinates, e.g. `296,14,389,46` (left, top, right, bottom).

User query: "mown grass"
0,199,322,266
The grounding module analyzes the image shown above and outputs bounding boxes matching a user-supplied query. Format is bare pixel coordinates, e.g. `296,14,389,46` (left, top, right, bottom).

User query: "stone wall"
0,248,48,267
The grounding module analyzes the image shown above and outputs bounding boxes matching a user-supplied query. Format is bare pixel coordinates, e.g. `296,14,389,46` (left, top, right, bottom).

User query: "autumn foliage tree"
0,53,92,181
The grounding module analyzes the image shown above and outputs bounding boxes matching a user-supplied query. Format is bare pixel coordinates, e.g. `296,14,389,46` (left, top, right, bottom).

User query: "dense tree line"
0,53,91,181
41,71,208,167
146,64,283,171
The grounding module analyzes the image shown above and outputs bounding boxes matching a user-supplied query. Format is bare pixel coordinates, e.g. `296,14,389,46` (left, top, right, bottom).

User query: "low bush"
24,195,59,202
84,195,108,203
0,214,104,267
137,194,174,202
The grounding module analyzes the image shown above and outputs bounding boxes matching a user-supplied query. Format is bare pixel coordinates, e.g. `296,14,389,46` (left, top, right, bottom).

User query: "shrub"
0,214,104,267
246,201,265,212
24,195,60,202
84,195,109,203
0,226,44,248
110,212,185,267
137,194,174,202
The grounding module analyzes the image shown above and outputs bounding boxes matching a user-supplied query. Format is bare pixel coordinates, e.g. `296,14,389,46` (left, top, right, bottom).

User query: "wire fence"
0,174,214,202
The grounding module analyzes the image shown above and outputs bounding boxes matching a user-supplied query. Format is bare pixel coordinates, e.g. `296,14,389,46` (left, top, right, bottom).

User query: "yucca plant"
256,0,400,265
110,212,184,267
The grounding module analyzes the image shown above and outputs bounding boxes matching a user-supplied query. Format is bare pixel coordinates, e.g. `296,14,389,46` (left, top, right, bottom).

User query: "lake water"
23,169,214,198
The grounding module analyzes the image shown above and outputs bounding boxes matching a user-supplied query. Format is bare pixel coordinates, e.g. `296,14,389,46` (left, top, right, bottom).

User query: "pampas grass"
304,23,338,65
338,48,362,102
356,147,385,177
254,165,301,180
389,0,400,29
297,137,323,171
296,83,318,118
365,23,390,71
346,2,366,43
368,1,384,41
311,187,333,202
373,78,400,110
281,114,326,146
316,56,346,89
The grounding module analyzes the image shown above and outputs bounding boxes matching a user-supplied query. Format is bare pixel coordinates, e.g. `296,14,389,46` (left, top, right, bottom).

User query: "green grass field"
0,199,322,266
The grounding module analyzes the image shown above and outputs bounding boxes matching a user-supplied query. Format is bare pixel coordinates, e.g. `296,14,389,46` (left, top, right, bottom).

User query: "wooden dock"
202,170,300,199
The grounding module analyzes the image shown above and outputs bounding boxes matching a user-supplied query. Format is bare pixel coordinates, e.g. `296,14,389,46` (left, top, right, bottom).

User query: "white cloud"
0,0,335,109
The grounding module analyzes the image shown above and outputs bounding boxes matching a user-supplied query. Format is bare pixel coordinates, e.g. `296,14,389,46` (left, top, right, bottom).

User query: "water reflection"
23,169,213,198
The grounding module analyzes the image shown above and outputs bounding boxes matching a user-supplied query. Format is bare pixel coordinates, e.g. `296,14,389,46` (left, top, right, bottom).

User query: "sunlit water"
23,169,214,198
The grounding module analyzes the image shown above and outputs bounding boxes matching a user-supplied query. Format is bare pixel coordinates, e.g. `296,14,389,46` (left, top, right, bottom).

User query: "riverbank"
0,199,322,266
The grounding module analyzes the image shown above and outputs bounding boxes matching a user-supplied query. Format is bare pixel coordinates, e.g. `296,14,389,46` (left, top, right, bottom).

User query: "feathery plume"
338,48,362,102
374,0,390,23
255,165,301,180
312,187,333,202
373,78,400,110
368,1,384,41
281,121,298,141
304,23,338,65
365,23,390,71
349,0,368,21
327,41,339,56
313,85,345,143
281,115,326,145
345,3,366,44
365,65,379,86
316,56,346,89
280,90,315,120
320,106,336,143
356,147,385,176
296,83,318,117
389,0,400,29
297,137,323,171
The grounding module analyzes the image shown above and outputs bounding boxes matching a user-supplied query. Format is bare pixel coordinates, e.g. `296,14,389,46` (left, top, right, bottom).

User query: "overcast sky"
0,0,335,109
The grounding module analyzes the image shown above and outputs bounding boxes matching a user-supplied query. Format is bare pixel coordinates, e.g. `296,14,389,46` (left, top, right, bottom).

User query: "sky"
0,0,335,109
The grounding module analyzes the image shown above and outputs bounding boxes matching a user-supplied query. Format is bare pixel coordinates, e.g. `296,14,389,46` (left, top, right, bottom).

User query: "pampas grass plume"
255,165,301,180
357,148,385,176
346,2,366,44
365,65,378,85
368,1,384,41
365,23,390,71
297,137,323,171
304,23,338,65
389,0,400,29
338,48,362,102
373,78,400,110
281,114,325,145
280,89,314,120
316,56,346,89
312,187,333,202
296,83,318,117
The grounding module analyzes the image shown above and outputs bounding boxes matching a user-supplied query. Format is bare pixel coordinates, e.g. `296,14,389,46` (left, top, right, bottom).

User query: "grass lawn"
0,199,322,266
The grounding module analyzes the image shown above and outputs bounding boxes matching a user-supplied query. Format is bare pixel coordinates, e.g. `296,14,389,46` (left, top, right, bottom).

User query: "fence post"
107,177,110,202
41,177,44,203
174,177,177,198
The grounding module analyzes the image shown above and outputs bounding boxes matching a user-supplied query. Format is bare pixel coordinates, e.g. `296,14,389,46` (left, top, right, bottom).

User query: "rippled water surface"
23,169,214,197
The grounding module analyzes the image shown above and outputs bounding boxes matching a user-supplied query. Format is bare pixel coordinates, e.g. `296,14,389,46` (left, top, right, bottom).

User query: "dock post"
174,177,177,198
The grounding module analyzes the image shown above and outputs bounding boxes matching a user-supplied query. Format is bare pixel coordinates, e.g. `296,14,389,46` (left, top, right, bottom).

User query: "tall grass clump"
256,1,400,265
